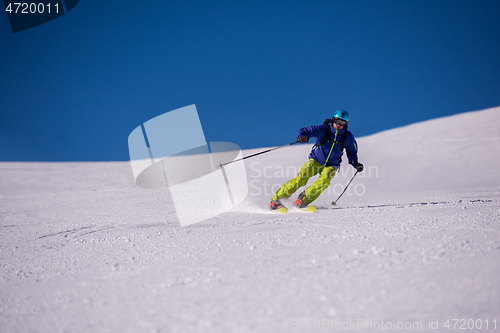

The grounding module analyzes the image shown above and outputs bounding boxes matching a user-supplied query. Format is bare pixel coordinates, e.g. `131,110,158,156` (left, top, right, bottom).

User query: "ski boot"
269,198,287,213
293,193,316,212
269,198,284,210
293,192,307,208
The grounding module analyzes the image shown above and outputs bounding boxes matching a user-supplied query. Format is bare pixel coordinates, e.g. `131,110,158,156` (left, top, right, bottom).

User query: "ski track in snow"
1,107,500,332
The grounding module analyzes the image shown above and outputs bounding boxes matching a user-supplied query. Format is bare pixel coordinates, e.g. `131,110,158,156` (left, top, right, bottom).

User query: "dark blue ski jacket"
297,124,359,168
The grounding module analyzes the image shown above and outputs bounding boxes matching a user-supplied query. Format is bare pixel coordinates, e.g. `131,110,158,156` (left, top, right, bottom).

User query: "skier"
269,110,364,210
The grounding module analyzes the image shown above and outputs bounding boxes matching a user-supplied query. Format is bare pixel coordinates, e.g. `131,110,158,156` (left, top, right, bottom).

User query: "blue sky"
1,0,499,161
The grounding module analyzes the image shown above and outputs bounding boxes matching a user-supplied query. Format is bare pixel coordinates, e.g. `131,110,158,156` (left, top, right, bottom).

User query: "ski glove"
297,136,309,143
354,163,364,172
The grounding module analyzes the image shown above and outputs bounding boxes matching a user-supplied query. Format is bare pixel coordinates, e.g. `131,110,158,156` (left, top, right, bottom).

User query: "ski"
299,205,317,213
270,205,316,213
272,206,288,214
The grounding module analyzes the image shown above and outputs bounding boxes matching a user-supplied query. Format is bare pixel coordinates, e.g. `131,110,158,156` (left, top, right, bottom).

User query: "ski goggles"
333,118,348,127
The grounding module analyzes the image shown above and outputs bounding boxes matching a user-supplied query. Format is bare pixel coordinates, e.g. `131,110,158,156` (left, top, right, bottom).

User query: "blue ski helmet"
333,109,350,123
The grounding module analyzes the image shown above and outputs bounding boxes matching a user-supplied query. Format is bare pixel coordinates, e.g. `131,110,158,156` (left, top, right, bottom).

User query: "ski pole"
331,170,359,206
219,140,299,167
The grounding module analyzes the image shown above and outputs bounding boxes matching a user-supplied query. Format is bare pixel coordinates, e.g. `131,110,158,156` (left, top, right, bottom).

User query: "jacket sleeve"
344,132,359,167
297,125,326,142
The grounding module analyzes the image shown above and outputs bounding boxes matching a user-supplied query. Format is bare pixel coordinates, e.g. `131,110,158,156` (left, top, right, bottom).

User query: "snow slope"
1,107,500,333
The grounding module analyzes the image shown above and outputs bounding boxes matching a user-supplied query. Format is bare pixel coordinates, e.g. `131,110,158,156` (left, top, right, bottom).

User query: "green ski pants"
272,159,337,205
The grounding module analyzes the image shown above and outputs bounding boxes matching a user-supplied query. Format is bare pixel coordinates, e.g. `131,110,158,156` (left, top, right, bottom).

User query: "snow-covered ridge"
2,106,499,198
357,106,500,192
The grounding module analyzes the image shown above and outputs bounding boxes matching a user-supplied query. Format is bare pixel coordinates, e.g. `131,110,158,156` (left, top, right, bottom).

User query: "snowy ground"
1,107,500,332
